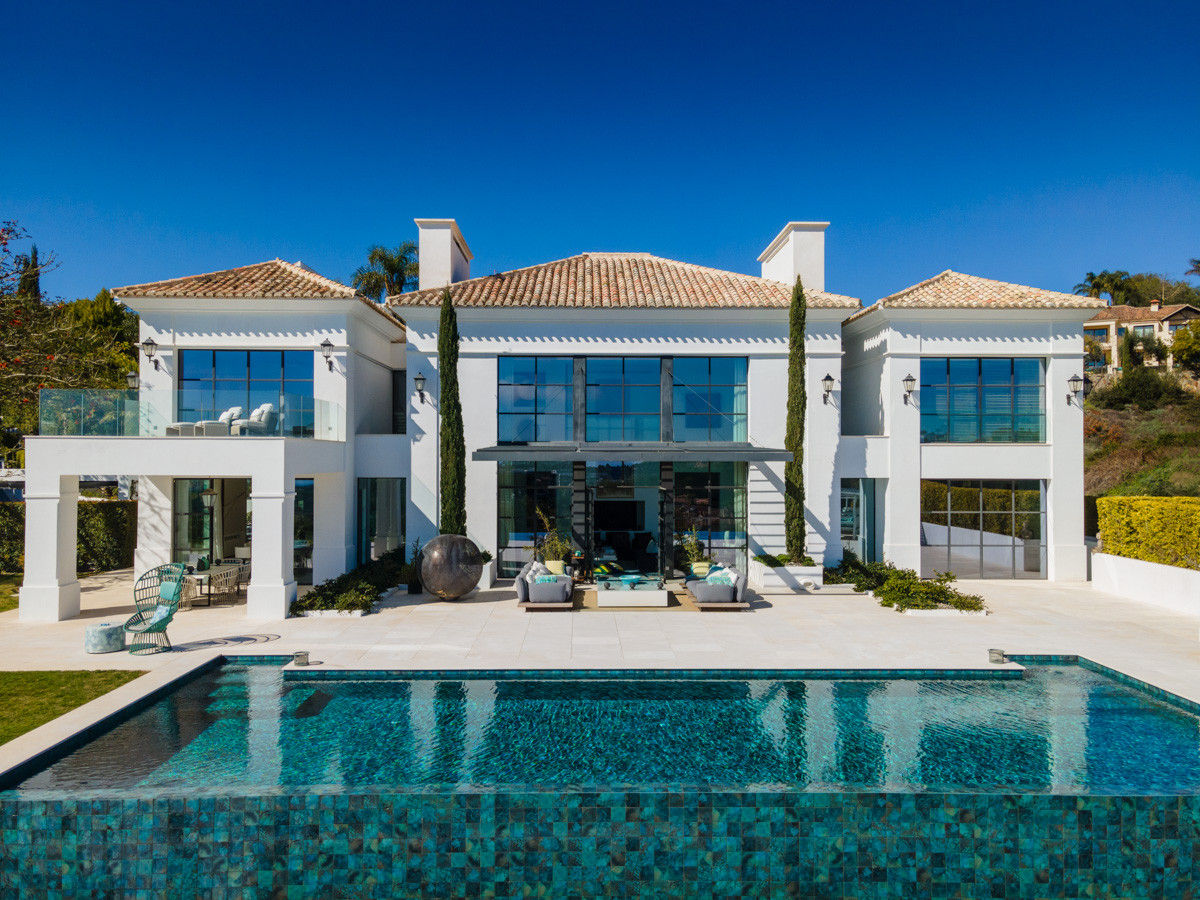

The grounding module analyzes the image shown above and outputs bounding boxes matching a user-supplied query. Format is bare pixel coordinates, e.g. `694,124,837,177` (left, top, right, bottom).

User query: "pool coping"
1,651,1196,795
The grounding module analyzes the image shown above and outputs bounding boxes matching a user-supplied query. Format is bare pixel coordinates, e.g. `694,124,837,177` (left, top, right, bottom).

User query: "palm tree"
351,242,419,301
1186,258,1200,279
1073,269,1130,305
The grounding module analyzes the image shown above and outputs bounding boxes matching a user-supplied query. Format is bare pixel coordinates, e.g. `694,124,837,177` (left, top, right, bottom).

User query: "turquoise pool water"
8,662,1200,796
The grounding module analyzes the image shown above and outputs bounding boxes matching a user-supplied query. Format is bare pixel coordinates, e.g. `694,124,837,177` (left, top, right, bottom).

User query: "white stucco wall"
841,307,1092,580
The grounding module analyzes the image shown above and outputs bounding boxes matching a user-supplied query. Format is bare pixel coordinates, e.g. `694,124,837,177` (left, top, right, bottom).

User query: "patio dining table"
184,562,248,606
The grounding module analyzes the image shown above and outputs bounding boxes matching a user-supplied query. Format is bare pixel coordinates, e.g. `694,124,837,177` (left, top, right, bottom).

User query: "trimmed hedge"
1096,496,1200,571
289,546,408,616
0,500,138,574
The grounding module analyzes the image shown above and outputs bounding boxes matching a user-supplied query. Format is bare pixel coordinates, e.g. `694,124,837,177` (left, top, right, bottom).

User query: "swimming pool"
2,658,1198,897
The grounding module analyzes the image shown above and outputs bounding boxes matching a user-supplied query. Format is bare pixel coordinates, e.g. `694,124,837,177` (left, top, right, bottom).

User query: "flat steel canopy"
471,442,792,462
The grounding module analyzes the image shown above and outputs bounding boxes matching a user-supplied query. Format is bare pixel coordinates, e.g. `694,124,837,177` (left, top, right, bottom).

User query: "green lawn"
0,670,145,746
0,573,18,613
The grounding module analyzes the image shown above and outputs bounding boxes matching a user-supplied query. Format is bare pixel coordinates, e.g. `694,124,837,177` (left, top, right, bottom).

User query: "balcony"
38,390,345,441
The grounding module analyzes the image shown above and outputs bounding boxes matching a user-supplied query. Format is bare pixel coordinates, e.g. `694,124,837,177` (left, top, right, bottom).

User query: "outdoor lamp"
902,373,916,405
125,371,140,390
199,488,218,510
1067,373,1084,404
821,373,835,405
1083,374,1094,397
414,373,427,403
320,338,334,371
141,337,160,370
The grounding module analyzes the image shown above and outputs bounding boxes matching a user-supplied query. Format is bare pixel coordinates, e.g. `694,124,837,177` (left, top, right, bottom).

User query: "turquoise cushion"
159,580,181,602
706,572,734,586
534,575,559,584
147,604,173,627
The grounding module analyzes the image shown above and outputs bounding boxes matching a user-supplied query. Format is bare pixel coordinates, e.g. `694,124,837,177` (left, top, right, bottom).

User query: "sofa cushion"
691,581,736,603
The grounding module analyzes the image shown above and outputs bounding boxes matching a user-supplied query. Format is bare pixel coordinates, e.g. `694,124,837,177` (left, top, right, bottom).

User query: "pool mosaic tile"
2,790,1198,898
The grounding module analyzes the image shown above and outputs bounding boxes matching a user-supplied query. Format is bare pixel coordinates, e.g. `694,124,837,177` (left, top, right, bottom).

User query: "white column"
247,486,296,618
134,475,174,579
747,354,787,556
1047,350,1087,580
805,319,843,566
312,472,350,585
408,343,440,544
19,474,81,621
883,352,922,572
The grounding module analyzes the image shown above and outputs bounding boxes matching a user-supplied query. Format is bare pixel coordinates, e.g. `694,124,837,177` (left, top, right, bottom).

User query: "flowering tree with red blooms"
1,220,134,453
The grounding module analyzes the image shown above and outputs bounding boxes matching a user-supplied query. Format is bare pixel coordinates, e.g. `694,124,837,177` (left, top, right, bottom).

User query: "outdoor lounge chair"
515,560,575,610
124,563,187,654
232,403,278,436
686,567,750,610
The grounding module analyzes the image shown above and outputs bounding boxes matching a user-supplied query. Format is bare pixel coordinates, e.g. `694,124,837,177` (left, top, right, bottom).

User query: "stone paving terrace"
1,570,1197,705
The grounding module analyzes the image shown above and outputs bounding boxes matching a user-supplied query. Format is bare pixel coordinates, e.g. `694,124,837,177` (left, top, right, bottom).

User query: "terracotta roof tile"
1086,303,1198,323
387,253,861,310
845,270,1107,324
116,259,359,299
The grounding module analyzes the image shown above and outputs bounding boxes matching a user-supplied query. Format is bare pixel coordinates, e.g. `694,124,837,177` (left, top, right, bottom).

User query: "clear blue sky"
5,0,1198,305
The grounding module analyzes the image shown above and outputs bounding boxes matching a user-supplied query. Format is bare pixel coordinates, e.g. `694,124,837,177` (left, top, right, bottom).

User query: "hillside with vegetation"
1078,259,1200,500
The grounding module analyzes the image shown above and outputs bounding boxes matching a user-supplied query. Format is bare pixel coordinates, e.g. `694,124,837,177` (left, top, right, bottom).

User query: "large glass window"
588,462,664,574
840,478,878,563
497,461,573,576
178,350,315,436
673,462,747,572
498,357,573,443
1084,327,1108,341
586,357,661,441
920,358,1044,443
672,357,747,441
357,478,406,566
920,479,1045,579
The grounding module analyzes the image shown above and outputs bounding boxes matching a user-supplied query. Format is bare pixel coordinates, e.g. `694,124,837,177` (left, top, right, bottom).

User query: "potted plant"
534,508,573,575
477,549,495,590
681,528,715,577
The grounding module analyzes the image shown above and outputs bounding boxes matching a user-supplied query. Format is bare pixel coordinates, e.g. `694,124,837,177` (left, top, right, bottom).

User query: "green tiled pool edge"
3,790,1196,898
2,654,1198,898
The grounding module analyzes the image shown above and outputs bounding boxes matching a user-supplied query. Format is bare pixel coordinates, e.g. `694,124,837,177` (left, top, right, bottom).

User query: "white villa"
18,219,1104,621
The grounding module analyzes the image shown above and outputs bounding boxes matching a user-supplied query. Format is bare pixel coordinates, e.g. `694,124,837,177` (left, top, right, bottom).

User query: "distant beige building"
1083,300,1200,372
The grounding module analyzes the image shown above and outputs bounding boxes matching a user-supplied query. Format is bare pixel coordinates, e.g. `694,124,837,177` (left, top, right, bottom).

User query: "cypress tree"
16,245,40,299
438,288,467,535
784,275,807,561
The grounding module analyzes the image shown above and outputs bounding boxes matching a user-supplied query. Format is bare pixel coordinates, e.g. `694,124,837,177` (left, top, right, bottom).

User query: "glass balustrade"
38,390,345,441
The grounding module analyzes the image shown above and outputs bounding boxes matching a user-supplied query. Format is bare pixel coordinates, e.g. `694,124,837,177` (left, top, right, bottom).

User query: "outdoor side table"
85,622,126,654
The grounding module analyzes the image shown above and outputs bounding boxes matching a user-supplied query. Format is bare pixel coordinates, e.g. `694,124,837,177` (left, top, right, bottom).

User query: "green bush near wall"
1096,496,1200,571
0,501,138,574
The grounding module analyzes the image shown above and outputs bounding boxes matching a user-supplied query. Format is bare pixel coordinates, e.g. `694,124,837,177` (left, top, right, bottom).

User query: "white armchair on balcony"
232,403,278,436
192,406,244,437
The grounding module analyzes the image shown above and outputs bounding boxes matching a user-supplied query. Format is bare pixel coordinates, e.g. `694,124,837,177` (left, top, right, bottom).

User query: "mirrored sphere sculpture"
419,534,483,600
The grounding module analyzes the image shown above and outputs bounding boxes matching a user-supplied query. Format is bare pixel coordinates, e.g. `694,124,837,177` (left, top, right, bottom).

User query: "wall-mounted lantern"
414,373,427,404
125,371,140,390
320,339,334,371
1067,373,1084,405
902,373,916,405
141,337,160,371
821,373,835,405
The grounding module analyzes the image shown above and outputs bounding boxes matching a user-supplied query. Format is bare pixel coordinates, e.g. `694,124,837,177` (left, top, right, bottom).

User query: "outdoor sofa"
515,560,575,610
684,566,750,610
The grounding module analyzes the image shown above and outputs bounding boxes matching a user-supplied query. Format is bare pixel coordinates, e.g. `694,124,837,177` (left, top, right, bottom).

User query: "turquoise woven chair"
124,563,186,655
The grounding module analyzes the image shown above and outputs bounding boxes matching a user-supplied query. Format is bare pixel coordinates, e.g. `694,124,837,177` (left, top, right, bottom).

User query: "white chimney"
758,222,829,292
415,218,473,291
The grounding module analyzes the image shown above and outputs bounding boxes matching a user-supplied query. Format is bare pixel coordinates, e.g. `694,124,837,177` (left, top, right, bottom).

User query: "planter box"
1092,552,1200,619
748,560,824,593
299,609,367,618
476,560,497,591
901,608,988,617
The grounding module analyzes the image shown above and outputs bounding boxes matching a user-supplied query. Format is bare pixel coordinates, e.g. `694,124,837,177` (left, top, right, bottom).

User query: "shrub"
288,545,410,615
1096,496,1200,570
824,550,986,612
754,552,816,568
875,569,985,613
0,500,137,573
1088,367,1189,411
